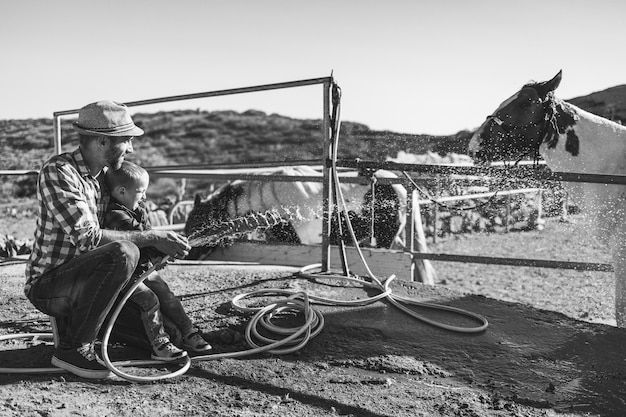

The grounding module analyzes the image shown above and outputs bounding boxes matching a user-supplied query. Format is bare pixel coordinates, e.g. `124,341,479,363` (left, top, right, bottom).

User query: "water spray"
187,209,290,247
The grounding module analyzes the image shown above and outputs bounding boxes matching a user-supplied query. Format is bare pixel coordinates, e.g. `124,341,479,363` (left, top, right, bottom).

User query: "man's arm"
99,229,190,258
102,204,189,258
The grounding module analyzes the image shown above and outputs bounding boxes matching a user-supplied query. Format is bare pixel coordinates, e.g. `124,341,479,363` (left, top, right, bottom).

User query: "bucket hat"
73,100,144,137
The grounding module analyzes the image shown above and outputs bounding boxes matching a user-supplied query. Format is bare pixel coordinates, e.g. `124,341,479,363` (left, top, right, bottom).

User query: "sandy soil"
1,214,625,417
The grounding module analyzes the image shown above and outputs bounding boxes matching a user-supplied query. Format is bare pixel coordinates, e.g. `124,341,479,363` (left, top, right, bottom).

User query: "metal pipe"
411,252,614,272
0,170,39,176
146,160,324,171
146,169,409,184
338,159,626,185
53,115,62,155
50,76,333,161
416,188,543,204
320,79,333,272
53,77,333,117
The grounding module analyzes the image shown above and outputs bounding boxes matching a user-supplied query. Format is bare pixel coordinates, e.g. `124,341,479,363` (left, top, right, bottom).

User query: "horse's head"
184,185,243,238
468,70,566,164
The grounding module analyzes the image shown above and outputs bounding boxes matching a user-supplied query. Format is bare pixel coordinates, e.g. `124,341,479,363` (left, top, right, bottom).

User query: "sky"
2,0,625,136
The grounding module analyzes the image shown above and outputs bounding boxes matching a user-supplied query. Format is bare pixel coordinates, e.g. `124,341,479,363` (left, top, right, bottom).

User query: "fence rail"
412,251,614,273
337,159,626,185
7,159,626,186
0,170,38,176
416,187,542,205
145,164,618,278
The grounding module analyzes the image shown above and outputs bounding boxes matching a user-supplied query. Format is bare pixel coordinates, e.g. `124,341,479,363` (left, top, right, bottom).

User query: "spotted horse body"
469,70,626,326
184,165,436,284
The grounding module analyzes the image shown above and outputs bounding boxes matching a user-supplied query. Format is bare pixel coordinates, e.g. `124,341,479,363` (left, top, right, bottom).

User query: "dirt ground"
1,214,625,417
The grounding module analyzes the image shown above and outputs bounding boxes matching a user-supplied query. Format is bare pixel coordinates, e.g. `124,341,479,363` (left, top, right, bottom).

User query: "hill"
0,110,468,169
567,84,626,124
0,109,469,201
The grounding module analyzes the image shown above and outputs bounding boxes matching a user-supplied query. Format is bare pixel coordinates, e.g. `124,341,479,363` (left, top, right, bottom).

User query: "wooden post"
410,189,435,285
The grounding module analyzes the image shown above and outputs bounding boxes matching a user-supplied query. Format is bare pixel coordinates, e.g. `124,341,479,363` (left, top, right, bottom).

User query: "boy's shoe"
183,331,212,353
151,341,188,362
51,343,111,379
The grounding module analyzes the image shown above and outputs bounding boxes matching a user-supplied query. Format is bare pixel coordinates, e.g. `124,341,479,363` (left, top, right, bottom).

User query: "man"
25,100,191,379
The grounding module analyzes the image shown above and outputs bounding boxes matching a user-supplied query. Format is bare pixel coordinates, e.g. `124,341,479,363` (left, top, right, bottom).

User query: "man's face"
105,136,134,169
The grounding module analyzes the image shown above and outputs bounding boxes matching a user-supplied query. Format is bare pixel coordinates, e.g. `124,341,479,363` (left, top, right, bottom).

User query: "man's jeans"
131,273,193,346
27,241,139,349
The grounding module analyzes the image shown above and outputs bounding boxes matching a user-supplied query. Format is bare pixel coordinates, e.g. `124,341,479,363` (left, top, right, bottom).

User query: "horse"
468,70,626,326
184,165,436,284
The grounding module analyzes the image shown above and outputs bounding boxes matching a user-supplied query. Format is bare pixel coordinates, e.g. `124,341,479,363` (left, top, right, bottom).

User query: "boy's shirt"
104,200,151,232
103,200,164,275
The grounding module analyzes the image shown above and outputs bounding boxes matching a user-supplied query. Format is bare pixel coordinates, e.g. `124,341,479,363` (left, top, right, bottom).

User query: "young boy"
104,161,211,360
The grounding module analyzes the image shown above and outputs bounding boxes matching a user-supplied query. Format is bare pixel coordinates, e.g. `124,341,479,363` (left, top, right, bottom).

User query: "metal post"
535,189,544,229
505,194,510,232
320,80,333,272
433,203,438,244
406,188,416,281
369,176,376,247
53,115,62,155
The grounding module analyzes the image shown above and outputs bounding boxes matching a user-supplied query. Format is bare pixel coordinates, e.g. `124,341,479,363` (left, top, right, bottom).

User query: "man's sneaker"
183,331,212,353
151,341,188,362
51,343,111,379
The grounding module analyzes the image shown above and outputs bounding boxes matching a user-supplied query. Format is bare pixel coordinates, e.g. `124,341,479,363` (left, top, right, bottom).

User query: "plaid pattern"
25,148,109,294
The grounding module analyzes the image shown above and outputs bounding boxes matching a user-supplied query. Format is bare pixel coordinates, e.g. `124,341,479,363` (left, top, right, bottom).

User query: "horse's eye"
520,98,537,109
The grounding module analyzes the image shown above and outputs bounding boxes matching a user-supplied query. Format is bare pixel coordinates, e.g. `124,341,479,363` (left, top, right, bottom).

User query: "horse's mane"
522,80,538,89
542,94,579,150
187,183,243,231
202,183,243,217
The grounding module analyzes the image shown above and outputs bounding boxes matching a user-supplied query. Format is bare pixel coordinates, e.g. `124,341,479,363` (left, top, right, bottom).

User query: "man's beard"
109,157,124,170
105,147,125,170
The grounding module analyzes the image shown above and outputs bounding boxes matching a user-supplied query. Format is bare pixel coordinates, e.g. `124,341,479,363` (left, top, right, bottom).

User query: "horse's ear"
194,194,202,206
536,70,562,98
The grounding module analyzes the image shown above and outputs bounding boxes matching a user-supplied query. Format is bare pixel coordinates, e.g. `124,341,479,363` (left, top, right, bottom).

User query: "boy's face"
114,174,149,210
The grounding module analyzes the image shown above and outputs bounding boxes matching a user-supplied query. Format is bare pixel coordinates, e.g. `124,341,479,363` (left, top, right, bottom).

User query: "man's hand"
150,230,191,259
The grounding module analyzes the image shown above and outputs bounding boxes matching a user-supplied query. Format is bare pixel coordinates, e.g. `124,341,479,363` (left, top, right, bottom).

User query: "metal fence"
5,77,625,277
336,159,622,274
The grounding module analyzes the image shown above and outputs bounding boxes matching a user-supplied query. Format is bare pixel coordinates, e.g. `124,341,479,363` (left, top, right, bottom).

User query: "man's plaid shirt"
25,148,109,295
